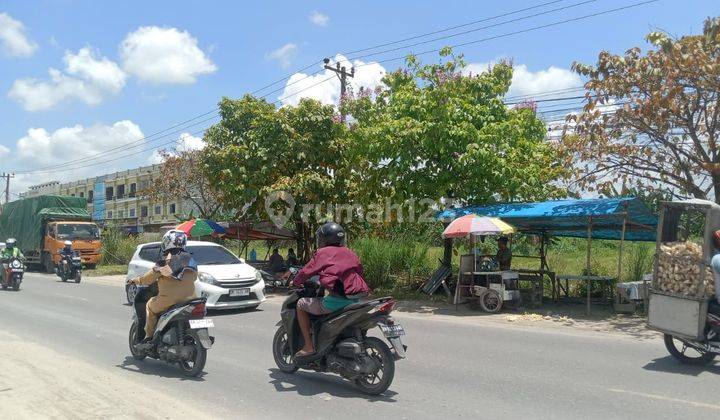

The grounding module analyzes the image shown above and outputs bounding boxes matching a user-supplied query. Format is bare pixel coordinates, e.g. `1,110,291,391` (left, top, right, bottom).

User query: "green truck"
0,195,102,272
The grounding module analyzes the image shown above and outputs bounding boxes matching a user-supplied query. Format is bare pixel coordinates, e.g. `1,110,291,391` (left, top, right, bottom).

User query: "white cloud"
7,120,146,193
463,61,582,98
0,144,9,158
309,11,329,27
148,132,205,164
508,64,582,98
120,26,217,84
7,47,126,111
0,13,38,58
279,54,386,107
266,43,298,69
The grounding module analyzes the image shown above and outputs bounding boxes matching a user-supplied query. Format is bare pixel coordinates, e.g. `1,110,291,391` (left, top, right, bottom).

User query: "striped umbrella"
442,214,515,238
176,218,226,238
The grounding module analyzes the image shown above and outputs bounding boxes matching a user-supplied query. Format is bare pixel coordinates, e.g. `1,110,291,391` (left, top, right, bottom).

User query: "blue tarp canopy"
438,197,657,241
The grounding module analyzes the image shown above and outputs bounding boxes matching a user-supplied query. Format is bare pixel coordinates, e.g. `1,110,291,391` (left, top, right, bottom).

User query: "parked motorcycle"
663,303,720,365
272,280,407,395
128,285,214,377
57,252,82,283
1,257,24,291
263,265,302,292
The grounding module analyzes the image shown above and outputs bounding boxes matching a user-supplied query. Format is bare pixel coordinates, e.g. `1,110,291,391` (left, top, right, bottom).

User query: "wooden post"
586,217,593,316
617,216,627,282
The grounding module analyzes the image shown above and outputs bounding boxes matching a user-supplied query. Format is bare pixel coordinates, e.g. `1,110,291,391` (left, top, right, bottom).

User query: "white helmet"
64,240,72,247
161,230,187,253
6,238,16,248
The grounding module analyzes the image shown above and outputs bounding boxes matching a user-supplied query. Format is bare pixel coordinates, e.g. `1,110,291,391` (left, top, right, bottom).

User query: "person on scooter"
127,230,198,345
708,231,720,316
58,240,76,277
1,238,24,284
292,222,370,357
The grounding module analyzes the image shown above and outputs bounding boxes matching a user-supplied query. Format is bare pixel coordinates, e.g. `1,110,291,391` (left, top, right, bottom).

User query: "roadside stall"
442,215,519,312
437,197,658,314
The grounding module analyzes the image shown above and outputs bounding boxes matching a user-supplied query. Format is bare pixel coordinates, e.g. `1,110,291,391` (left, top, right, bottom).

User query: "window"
138,245,161,262
129,208,136,217
139,180,149,190
154,205,162,215
118,210,124,219
169,203,176,214
105,187,114,200
141,206,148,217
187,245,241,265
71,193,75,197
79,192,84,198
88,190,94,202
116,184,125,199
129,183,136,198
107,211,113,219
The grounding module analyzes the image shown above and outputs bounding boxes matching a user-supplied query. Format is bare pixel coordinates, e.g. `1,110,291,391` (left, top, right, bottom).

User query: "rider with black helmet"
292,222,371,357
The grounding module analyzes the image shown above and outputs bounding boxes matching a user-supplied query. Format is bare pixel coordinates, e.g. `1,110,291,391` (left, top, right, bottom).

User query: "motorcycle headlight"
198,272,218,286
10,260,21,269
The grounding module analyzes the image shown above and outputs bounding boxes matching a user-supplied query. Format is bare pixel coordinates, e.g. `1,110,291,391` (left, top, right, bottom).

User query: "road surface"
1,272,719,419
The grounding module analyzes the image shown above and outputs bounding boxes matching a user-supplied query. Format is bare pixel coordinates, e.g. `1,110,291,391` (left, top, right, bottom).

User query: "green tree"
344,48,567,206
202,96,348,259
565,17,720,202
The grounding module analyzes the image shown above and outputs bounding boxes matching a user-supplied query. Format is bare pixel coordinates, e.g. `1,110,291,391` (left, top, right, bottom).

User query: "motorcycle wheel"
128,322,146,361
178,332,207,377
272,326,299,373
12,278,20,291
74,271,82,284
354,337,395,395
663,334,716,365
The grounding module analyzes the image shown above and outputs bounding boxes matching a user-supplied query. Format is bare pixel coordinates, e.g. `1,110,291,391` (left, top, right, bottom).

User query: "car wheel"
126,283,138,304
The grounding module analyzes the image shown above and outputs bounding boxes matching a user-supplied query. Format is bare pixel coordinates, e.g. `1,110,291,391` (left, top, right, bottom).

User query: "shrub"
350,236,433,290
99,226,161,266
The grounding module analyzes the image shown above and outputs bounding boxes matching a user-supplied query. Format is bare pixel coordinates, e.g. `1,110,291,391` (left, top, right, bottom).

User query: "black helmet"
316,222,346,248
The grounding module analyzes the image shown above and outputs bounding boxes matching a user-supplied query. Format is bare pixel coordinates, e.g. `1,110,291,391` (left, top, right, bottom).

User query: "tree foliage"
344,48,567,204
564,17,720,201
202,96,348,258
144,150,223,219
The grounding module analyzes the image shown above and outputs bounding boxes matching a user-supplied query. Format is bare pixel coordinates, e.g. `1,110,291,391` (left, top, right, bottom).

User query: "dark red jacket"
293,246,371,296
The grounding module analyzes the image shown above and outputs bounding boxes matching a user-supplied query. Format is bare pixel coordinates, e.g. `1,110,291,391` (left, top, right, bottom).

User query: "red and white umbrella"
442,214,515,238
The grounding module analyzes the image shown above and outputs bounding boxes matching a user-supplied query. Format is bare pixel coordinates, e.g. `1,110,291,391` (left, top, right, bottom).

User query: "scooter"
1,257,24,291
129,284,215,377
57,252,82,283
272,279,407,395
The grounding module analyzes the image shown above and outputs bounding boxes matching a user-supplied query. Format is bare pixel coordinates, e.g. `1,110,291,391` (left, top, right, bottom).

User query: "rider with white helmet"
128,230,198,343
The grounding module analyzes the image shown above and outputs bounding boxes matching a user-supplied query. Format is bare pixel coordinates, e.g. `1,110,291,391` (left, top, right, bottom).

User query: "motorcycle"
663,302,720,365
272,279,407,395
57,252,82,283
1,257,24,291
264,265,302,292
128,285,215,377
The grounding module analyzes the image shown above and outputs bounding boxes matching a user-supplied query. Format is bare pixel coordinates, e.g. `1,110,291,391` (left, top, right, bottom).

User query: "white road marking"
608,388,720,410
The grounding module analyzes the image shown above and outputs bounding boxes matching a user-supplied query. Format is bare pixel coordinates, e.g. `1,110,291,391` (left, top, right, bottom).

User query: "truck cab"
44,221,101,272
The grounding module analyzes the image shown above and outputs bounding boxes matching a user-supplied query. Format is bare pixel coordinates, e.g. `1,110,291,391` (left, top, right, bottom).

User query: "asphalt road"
2,272,720,419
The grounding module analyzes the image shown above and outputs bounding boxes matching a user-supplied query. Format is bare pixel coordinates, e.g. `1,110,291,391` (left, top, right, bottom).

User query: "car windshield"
187,245,241,265
56,223,100,240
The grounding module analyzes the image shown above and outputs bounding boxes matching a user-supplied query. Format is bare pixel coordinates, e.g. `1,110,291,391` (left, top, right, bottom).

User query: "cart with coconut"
648,199,720,364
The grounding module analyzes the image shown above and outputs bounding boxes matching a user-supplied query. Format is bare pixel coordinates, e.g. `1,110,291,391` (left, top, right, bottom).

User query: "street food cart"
443,214,520,312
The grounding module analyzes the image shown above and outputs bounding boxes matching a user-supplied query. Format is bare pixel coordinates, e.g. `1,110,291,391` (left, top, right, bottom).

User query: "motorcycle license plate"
229,288,250,297
189,319,214,329
379,323,406,337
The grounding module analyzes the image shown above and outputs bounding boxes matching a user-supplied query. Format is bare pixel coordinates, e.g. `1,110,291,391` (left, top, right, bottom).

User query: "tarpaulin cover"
437,197,657,241
0,195,91,251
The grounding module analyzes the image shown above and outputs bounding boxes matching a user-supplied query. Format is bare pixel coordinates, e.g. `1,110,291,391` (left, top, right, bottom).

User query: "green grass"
85,264,127,276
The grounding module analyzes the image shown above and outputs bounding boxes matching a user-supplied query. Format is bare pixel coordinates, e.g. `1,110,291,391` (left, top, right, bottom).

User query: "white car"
125,241,266,310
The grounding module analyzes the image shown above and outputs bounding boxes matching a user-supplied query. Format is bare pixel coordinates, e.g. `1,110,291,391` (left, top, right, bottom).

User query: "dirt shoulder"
0,330,210,420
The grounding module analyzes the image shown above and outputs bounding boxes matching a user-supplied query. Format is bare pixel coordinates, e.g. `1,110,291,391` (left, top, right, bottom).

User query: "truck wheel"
43,254,55,274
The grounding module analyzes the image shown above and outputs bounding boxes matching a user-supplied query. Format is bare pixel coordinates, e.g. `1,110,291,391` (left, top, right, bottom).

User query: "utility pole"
1,173,14,204
323,58,354,121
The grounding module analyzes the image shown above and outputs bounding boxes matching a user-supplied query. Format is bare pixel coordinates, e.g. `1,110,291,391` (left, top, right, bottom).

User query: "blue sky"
0,0,717,192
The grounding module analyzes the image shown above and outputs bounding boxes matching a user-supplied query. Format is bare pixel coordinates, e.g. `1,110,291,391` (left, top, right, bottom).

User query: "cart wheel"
479,289,503,313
